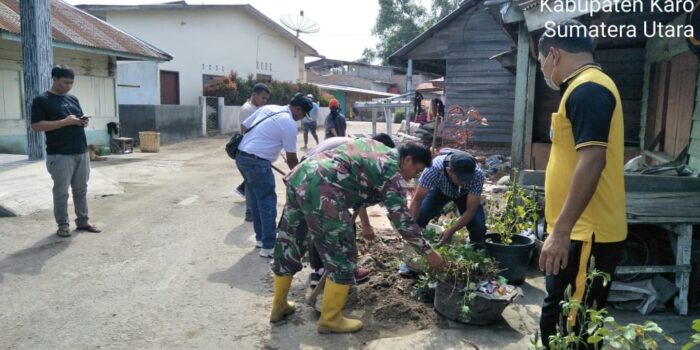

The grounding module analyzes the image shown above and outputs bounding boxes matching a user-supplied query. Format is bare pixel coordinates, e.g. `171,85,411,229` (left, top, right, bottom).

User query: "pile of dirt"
346,228,447,339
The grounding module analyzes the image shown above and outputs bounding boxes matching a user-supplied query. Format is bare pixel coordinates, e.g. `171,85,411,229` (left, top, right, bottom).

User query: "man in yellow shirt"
537,19,627,347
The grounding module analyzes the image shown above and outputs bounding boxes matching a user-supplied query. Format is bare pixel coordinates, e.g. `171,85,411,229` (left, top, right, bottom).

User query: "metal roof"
0,0,172,61
388,0,478,64
78,2,320,57
312,83,398,97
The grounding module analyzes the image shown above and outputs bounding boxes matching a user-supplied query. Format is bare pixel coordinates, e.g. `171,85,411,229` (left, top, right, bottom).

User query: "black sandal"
76,224,101,233
56,227,71,237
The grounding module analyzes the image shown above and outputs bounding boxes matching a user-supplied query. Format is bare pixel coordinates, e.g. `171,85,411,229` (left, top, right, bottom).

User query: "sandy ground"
0,122,696,349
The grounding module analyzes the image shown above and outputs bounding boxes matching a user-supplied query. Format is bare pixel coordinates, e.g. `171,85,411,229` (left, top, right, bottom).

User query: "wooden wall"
643,14,700,168
532,47,645,146
444,7,517,145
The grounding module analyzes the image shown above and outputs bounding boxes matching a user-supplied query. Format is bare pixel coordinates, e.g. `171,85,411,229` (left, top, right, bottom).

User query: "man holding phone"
31,65,101,237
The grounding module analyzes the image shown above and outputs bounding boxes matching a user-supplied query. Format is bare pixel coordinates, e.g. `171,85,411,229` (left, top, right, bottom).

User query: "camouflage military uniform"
272,139,433,285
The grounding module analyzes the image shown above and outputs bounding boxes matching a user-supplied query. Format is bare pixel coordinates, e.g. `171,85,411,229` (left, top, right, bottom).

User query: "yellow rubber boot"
317,279,363,334
270,275,296,323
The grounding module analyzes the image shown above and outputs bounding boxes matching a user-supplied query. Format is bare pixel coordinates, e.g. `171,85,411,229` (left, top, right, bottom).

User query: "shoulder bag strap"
244,110,285,134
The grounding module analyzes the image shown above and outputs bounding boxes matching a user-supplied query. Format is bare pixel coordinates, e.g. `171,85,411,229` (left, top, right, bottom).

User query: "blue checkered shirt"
418,155,484,198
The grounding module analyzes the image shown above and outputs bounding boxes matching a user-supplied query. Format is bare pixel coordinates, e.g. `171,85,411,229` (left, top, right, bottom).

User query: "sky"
66,0,434,62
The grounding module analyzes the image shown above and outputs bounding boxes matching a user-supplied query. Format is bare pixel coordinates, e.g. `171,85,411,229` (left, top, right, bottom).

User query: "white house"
80,1,321,106
0,0,171,154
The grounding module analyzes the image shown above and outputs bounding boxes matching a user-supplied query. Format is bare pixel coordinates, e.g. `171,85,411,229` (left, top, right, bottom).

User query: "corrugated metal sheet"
0,0,171,61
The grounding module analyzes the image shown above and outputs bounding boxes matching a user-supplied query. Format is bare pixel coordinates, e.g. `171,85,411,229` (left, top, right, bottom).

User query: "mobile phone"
80,116,90,120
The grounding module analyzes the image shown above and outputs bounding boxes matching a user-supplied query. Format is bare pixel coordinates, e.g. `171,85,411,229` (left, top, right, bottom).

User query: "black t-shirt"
31,91,87,155
561,81,616,147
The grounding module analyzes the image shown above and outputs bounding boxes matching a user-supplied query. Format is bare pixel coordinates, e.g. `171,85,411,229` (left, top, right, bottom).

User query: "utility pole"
20,0,53,160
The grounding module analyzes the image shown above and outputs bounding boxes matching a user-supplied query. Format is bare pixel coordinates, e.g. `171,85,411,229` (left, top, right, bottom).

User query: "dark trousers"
540,236,625,348
416,188,487,245
303,122,318,146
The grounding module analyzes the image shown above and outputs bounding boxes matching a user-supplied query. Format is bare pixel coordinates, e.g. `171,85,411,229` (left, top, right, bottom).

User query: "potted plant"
414,231,521,325
485,170,539,285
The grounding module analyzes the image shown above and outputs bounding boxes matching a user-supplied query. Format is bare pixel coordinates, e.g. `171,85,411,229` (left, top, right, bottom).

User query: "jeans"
303,122,318,146
46,152,91,228
235,151,277,249
416,188,486,245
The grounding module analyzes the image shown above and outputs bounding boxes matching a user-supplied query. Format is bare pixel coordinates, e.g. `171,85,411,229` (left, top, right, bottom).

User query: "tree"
367,0,428,65
21,0,53,160
427,0,463,27
361,0,463,65
356,48,377,65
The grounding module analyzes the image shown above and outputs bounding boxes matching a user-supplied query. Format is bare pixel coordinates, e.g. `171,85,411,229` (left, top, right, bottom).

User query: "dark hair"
51,65,74,79
252,83,270,95
289,94,313,113
398,142,431,167
372,133,395,148
538,19,593,56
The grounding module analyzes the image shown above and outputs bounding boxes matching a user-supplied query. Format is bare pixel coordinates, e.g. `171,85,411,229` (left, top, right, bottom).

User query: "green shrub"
203,72,321,106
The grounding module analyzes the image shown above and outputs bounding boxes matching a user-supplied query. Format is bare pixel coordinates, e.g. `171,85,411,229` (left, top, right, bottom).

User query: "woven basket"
139,131,160,153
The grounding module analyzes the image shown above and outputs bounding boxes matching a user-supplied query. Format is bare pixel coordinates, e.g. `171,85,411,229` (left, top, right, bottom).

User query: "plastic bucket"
434,279,519,325
485,233,535,285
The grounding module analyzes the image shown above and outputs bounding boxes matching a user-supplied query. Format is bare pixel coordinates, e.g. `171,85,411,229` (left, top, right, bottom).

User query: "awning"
311,83,398,97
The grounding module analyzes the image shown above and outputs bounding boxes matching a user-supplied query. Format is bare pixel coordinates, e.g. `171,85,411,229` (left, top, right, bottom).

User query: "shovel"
306,271,328,306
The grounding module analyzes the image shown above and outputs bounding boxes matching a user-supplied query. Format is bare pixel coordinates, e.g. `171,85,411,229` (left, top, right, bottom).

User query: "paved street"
0,127,696,349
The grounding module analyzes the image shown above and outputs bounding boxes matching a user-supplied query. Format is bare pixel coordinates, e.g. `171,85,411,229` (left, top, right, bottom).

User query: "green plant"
415,231,500,321
683,319,700,350
529,260,675,349
203,73,320,106
486,170,539,245
318,92,334,107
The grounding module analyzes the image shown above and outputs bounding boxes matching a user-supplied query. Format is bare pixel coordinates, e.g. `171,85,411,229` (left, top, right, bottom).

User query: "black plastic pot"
433,279,520,325
485,233,536,285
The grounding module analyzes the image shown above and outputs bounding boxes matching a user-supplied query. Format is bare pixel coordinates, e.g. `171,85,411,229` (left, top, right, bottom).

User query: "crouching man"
270,140,445,333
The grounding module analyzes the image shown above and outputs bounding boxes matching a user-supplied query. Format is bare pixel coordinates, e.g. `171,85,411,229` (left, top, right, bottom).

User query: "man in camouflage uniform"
269,139,445,333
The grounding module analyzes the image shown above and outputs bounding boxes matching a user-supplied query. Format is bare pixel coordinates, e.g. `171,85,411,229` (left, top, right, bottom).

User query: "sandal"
56,226,71,237
76,224,101,233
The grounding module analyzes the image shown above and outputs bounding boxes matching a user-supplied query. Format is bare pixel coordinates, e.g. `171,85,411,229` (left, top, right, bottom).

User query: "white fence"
215,96,330,135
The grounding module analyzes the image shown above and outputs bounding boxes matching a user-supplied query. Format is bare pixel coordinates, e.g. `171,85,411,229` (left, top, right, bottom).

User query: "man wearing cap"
236,94,313,258
408,149,487,247
235,83,270,222
325,99,347,139
302,94,320,149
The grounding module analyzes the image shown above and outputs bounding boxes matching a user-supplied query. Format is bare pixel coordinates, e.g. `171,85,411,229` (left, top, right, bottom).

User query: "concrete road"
0,126,696,349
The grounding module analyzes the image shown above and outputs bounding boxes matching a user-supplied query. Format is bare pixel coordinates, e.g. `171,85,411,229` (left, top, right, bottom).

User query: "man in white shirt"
235,84,270,222
236,94,312,258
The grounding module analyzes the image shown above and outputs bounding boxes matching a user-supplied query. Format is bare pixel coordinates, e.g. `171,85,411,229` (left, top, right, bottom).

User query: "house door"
645,52,698,160
160,70,180,105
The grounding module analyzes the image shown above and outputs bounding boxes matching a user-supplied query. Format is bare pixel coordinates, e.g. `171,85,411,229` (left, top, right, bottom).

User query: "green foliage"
393,108,406,123
682,319,700,350
486,170,539,245
318,92,334,107
203,72,321,106
422,226,440,244
529,261,676,349
363,0,462,64
415,230,500,321
357,48,378,64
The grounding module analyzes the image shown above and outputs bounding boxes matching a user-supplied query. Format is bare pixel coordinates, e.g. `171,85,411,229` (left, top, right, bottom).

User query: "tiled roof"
0,0,171,61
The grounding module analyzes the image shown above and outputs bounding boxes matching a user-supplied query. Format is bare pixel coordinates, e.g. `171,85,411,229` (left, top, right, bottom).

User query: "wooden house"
389,0,517,151
391,0,700,172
